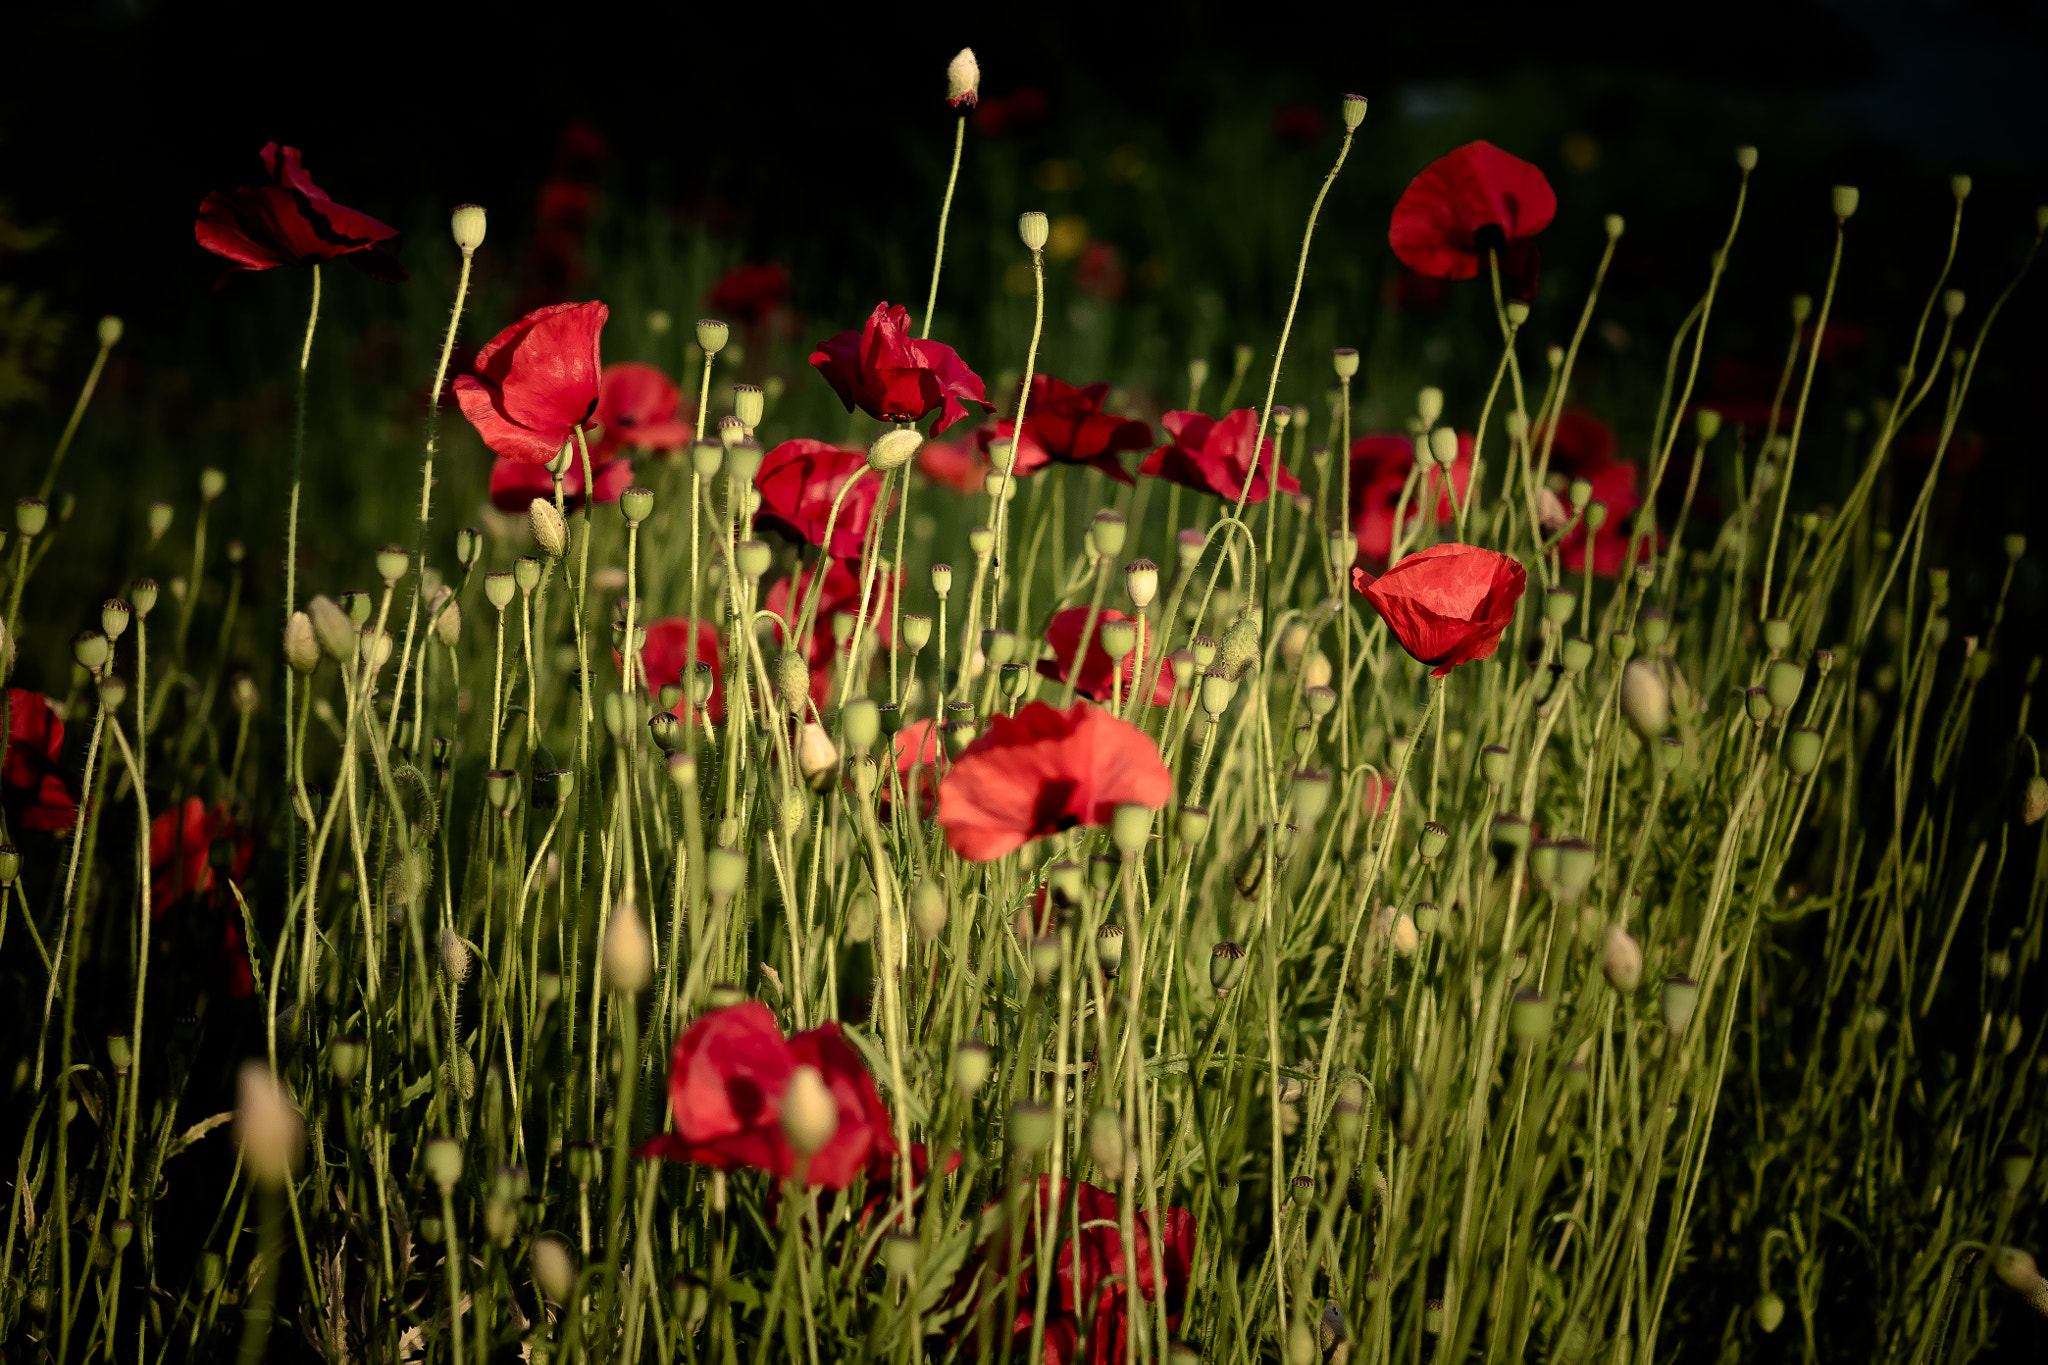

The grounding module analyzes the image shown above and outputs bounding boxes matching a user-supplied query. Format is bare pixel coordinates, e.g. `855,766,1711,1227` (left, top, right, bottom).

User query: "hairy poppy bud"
774,652,811,715
911,881,948,940
528,498,567,559
869,428,922,472
1019,211,1050,252
235,1063,304,1188
696,319,729,354
1341,93,1369,129
1754,1292,1785,1333
946,47,980,107
450,204,487,252
780,1065,839,1158
1603,925,1642,992
306,596,354,664
1217,616,1261,680
2023,775,2048,826
797,723,839,784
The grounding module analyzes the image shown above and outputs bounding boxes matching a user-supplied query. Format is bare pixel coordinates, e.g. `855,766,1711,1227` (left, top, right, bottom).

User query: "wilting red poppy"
488,452,634,513
918,438,989,494
1000,1176,1195,1365
639,1001,894,1188
709,262,790,325
1530,410,1617,477
3,689,76,832
632,617,724,722
1349,431,1474,563
195,144,404,288
1352,543,1527,676
809,303,992,435
1139,409,1299,504
453,302,609,465
1036,608,1174,707
935,701,1172,862
592,362,693,460
755,440,883,561
1557,461,1644,578
1389,142,1555,299
764,561,898,707
976,376,1151,485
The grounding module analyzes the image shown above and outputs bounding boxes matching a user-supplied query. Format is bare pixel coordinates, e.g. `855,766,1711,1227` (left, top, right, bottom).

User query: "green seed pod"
666,752,697,792
1210,942,1247,995
929,563,954,600
1655,735,1685,774
849,755,881,800
1418,821,1450,861
1099,618,1137,660
1784,727,1822,776
1554,838,1597,903
841,698,881,753
648,711,681,754
1744,686,1773,724
105,1031,133,1075
1660,975,1700,1034
1999,1142,2034,1194
735,539,771,581
1543,585,1575,625
911,881,948,940
1609,631,1634,662
513,556,542,592
1509,989,1553,1043
1560,635,1594,675
1217,616,1261,680
375,543,410,584
1491,813,1531,855
1290,769,1332,825
695,318,729,353
423,1137,464,1190
1190,634,1219,669
1200,668,1238,718
1636,608,1671,651
1303,685,1337,721
706,848,745,900
1178,527,1208,570
968,525,996,559
1754,1292,1785,1334
1093,924,1126,976
454,525,483,567
1111,802,1154,856
1583,500,1608,533
902,613,932,652
707,983,747,1009
1009,1099,1055,1157
565,1139,603,1184
983,627,1020,666
16,497,49,537
774,652,811,715
689,440,722,478
1000,662,1029,698
1043,861,1085,910
1531,840,1560,887
1480,743,1511,787
1765,658,1805,713
1603,925,1643,992
1090,510,1127,559
197,1250,225,1292
1028,934,1061,984
725,439,765,485
0,844,20,888
128,577,159,617
952,1041,992,1096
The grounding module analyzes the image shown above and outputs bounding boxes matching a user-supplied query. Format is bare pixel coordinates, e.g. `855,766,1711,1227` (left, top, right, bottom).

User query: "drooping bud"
1660,975,1700,1034
1217,616,1261,680
774,652,811,715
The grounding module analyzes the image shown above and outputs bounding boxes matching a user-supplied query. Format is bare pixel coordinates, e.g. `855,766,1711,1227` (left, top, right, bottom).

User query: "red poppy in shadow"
1557,461,1645,577
195,144,404,288
755,440,884,561
1271,105,1329,149
710,263,791,326
1349,431,1474,563
488,453,634,513
1036,608,1174,707
974,88,1047,137
809,303,992,435
764,561,899,708
1140,410,1298,504
1073,243,1126,302
1530,410,1618,477
918,438,990,494
149,797,256,997
1389,142,1554,300
639,1001,895,1189
593,362,693,461
995,1176,1196,1365
934,701,1171,862
3,689,76,832
632,618,725,722
976,377,1152,485
454,302,608,465
1352,543,1526,676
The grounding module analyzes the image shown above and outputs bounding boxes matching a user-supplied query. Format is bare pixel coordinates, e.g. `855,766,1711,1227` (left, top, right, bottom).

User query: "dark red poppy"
1271,105,1329,149
638,1001,894,1189
1072,243,1126,302
1389,142,1555,300
632,617,725,722
1036,608,1174,707
1349,431,1474,563
453,302,608,465
194,144,404,288
1701,358,1785,431
808,303,992,435
149,797,251,913
934,701,1172,862
976,377,1152,485
1139,409,1299,504
918,438,990,494
1004,1176,1196,1365
592,362,694,461
755,440,883,561
1530,410,1617,477
488,452,634,513
3,689,76,832
1352,543,1527,676
974,88,1047,137
1557,461,1644,577
1385,268,1452,315
709,263,791,325
764,561,898,707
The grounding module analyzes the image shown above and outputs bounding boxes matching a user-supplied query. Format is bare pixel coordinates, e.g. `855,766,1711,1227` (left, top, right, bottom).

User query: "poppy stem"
921,116,968,342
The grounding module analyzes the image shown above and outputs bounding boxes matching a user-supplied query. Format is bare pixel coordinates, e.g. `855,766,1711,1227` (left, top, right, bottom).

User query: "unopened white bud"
529,498,568,558
868,428,922,472
946,48,980,107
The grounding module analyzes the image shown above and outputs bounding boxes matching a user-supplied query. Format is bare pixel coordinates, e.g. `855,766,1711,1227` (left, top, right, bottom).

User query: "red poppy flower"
976,376,1152,485
808,303,992,435
639,1001,894,1189
1352,543,1527,677
1530,410,1617,477
974,88,1047,137
1003,1176,1196,1365
1389,142,1555,300
1139,409,1299,505
488,452,635,513
592,362,694,461
934,701,1172,862
1349,431,1474,563
632,617,724,722
918,438,989,494
764,561,898,707
1072,243,1126,303
3,689,76,832
453,302,609,465
148,797,251,912
1556,461,1644,578
194,144,404,288
1271,105,1329,149
1362,772,1394,818
755,440,883,561
888,719,943,816
1036,608,1174,707
709,263,790,325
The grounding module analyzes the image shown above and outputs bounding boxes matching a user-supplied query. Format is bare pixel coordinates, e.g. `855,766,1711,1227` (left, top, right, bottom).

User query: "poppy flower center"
1031,778,1083,836
1472,223,1508,254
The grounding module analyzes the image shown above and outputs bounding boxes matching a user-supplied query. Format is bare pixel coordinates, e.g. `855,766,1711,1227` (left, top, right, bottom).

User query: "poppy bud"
946,46,980,106
1010,1099,1055,1158
1754,1292,1785,1333
1660,974,1700,1034
1560,636,1593,675
953,1040,992,1095
1019,211,1050,252
775,1064,838,1159
1604,213,1625,239
1341,92,1369,129
1620,660,1669,737
968,525,996,560
868,428,921,473
449,204,487,253
1992,1247,2048,1313
235,1062,304,1188
1603,925,1642,992
1210,941,1247,995
528,1235,578,1306
1480,743,1510,787
797,722,839,784
696,319,729,354
1743,686,1772,724
1735,145,1758,171
15,497,48,538
603,901,653,994
1087,1107,1126,1181
1090,510,1127,559
1124,558,1159,610
358,627,393,671
528,498,568,559
1291,769,1332,826
1201,668,1238,718
1333,347,1360,379
1428,426,1459,468
1832,185,1859,219
1217,616,1261,680
436,926,473,983
1509,989,1553,1043
1390,912,1419,957
277,610,318,675
773,652,810,716
199,467,226,501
